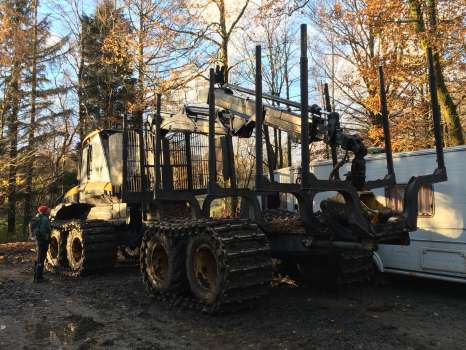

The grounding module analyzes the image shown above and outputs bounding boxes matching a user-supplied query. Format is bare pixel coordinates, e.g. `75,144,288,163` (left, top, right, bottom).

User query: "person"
33,205,51,283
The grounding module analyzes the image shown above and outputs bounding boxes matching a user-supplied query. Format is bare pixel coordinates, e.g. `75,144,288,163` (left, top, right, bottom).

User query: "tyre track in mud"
1,243,466,350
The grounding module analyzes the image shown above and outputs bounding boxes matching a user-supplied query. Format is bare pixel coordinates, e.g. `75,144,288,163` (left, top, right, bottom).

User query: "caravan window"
385,184,434,217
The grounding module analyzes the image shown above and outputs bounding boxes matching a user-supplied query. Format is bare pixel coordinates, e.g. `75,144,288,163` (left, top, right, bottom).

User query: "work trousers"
34,240,49,282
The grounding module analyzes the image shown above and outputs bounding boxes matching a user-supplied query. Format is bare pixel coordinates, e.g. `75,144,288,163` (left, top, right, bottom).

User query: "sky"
34,0,355,132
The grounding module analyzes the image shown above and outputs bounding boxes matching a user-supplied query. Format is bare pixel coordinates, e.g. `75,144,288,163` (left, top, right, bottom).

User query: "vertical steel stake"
122,113,128,200
208,68,217,191
300,24,310,189
427,47,445,170
154,93,162,193
377,66,395,180
323,83,339,173
255,45,264,189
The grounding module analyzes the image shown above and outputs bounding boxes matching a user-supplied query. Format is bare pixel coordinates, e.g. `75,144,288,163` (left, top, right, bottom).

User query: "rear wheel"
140,220,272,313
186,233,222,304
185,221,272,313
293,249,375,287
140,227,188,296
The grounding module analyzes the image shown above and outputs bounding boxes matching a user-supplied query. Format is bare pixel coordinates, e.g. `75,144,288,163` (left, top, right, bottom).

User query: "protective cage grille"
125,130,143,193
161,132,209,191
133,128,209,194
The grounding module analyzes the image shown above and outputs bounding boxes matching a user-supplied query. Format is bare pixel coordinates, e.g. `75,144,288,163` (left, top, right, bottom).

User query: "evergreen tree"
21,0,69,236
0,0,70,240
0,0,30,239
79,0,134,134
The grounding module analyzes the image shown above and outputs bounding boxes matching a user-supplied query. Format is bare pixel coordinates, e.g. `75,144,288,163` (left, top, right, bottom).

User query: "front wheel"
45,228,66,272
64,221,117,276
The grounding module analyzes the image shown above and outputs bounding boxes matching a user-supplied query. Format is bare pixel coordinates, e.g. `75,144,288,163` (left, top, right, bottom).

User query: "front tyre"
45,228,66,272
64,221,117,276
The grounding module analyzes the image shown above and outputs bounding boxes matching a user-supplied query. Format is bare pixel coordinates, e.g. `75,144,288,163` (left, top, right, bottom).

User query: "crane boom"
202,81,368,189
212,87,303,137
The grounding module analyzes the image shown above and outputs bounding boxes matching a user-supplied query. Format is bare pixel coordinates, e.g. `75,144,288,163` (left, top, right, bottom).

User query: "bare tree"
236,12,299,169
164,0,251,82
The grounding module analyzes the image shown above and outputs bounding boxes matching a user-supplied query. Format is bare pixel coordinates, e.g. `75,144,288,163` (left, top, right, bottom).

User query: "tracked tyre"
64,220,117,276
262,209,306,235
141,219,272,313
186,220,272,313
45,228,67,272
335,249,375,285
140,225,188,296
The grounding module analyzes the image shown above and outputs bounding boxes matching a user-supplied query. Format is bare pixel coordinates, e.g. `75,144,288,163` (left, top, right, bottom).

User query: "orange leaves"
364,0,403,21
368,115,433,152
333,2,344,18
312,0,464,151
0,3,30,66
367,126,385,147
101,29,133,67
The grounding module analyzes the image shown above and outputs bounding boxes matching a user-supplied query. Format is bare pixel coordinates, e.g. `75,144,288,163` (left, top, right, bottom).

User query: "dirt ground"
1,243,466,350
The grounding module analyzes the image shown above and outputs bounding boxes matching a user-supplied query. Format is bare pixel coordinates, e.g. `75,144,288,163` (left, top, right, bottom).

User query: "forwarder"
46,25,447,313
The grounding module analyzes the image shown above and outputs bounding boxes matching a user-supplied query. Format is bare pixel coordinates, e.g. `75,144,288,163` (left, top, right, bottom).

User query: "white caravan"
274,145,466,284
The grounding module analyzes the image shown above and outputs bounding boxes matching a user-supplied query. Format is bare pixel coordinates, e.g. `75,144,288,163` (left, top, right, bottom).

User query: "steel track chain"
140,218,273,314
51,220,117,277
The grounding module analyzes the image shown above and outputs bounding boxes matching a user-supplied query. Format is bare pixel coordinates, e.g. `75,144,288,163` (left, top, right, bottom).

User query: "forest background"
0,0,464,242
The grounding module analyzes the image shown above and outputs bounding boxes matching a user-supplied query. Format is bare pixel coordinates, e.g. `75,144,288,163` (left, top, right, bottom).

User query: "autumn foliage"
311,0,464,151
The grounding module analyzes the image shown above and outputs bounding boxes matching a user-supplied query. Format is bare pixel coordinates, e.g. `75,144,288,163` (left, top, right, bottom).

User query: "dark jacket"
36,214,51,242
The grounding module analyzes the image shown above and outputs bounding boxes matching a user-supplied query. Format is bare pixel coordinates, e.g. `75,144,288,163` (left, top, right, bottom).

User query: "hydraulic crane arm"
202,79,369,189
156,69,368,189
212,87,303,137
158,105,228,135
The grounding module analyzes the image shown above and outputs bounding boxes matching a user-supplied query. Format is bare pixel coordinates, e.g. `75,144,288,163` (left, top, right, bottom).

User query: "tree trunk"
136,7,145,129
7,63,21,240
427,0,464,145
0,83,8,144
23,0,39,238
218,0,229,82
433,51,464,145
78,46,86,142
409,0,464,145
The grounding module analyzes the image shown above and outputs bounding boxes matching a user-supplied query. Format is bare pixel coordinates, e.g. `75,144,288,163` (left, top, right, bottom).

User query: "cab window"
82,144,92,180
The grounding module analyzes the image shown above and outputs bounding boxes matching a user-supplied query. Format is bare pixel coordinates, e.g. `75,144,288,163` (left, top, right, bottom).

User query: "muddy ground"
1,243,466,350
